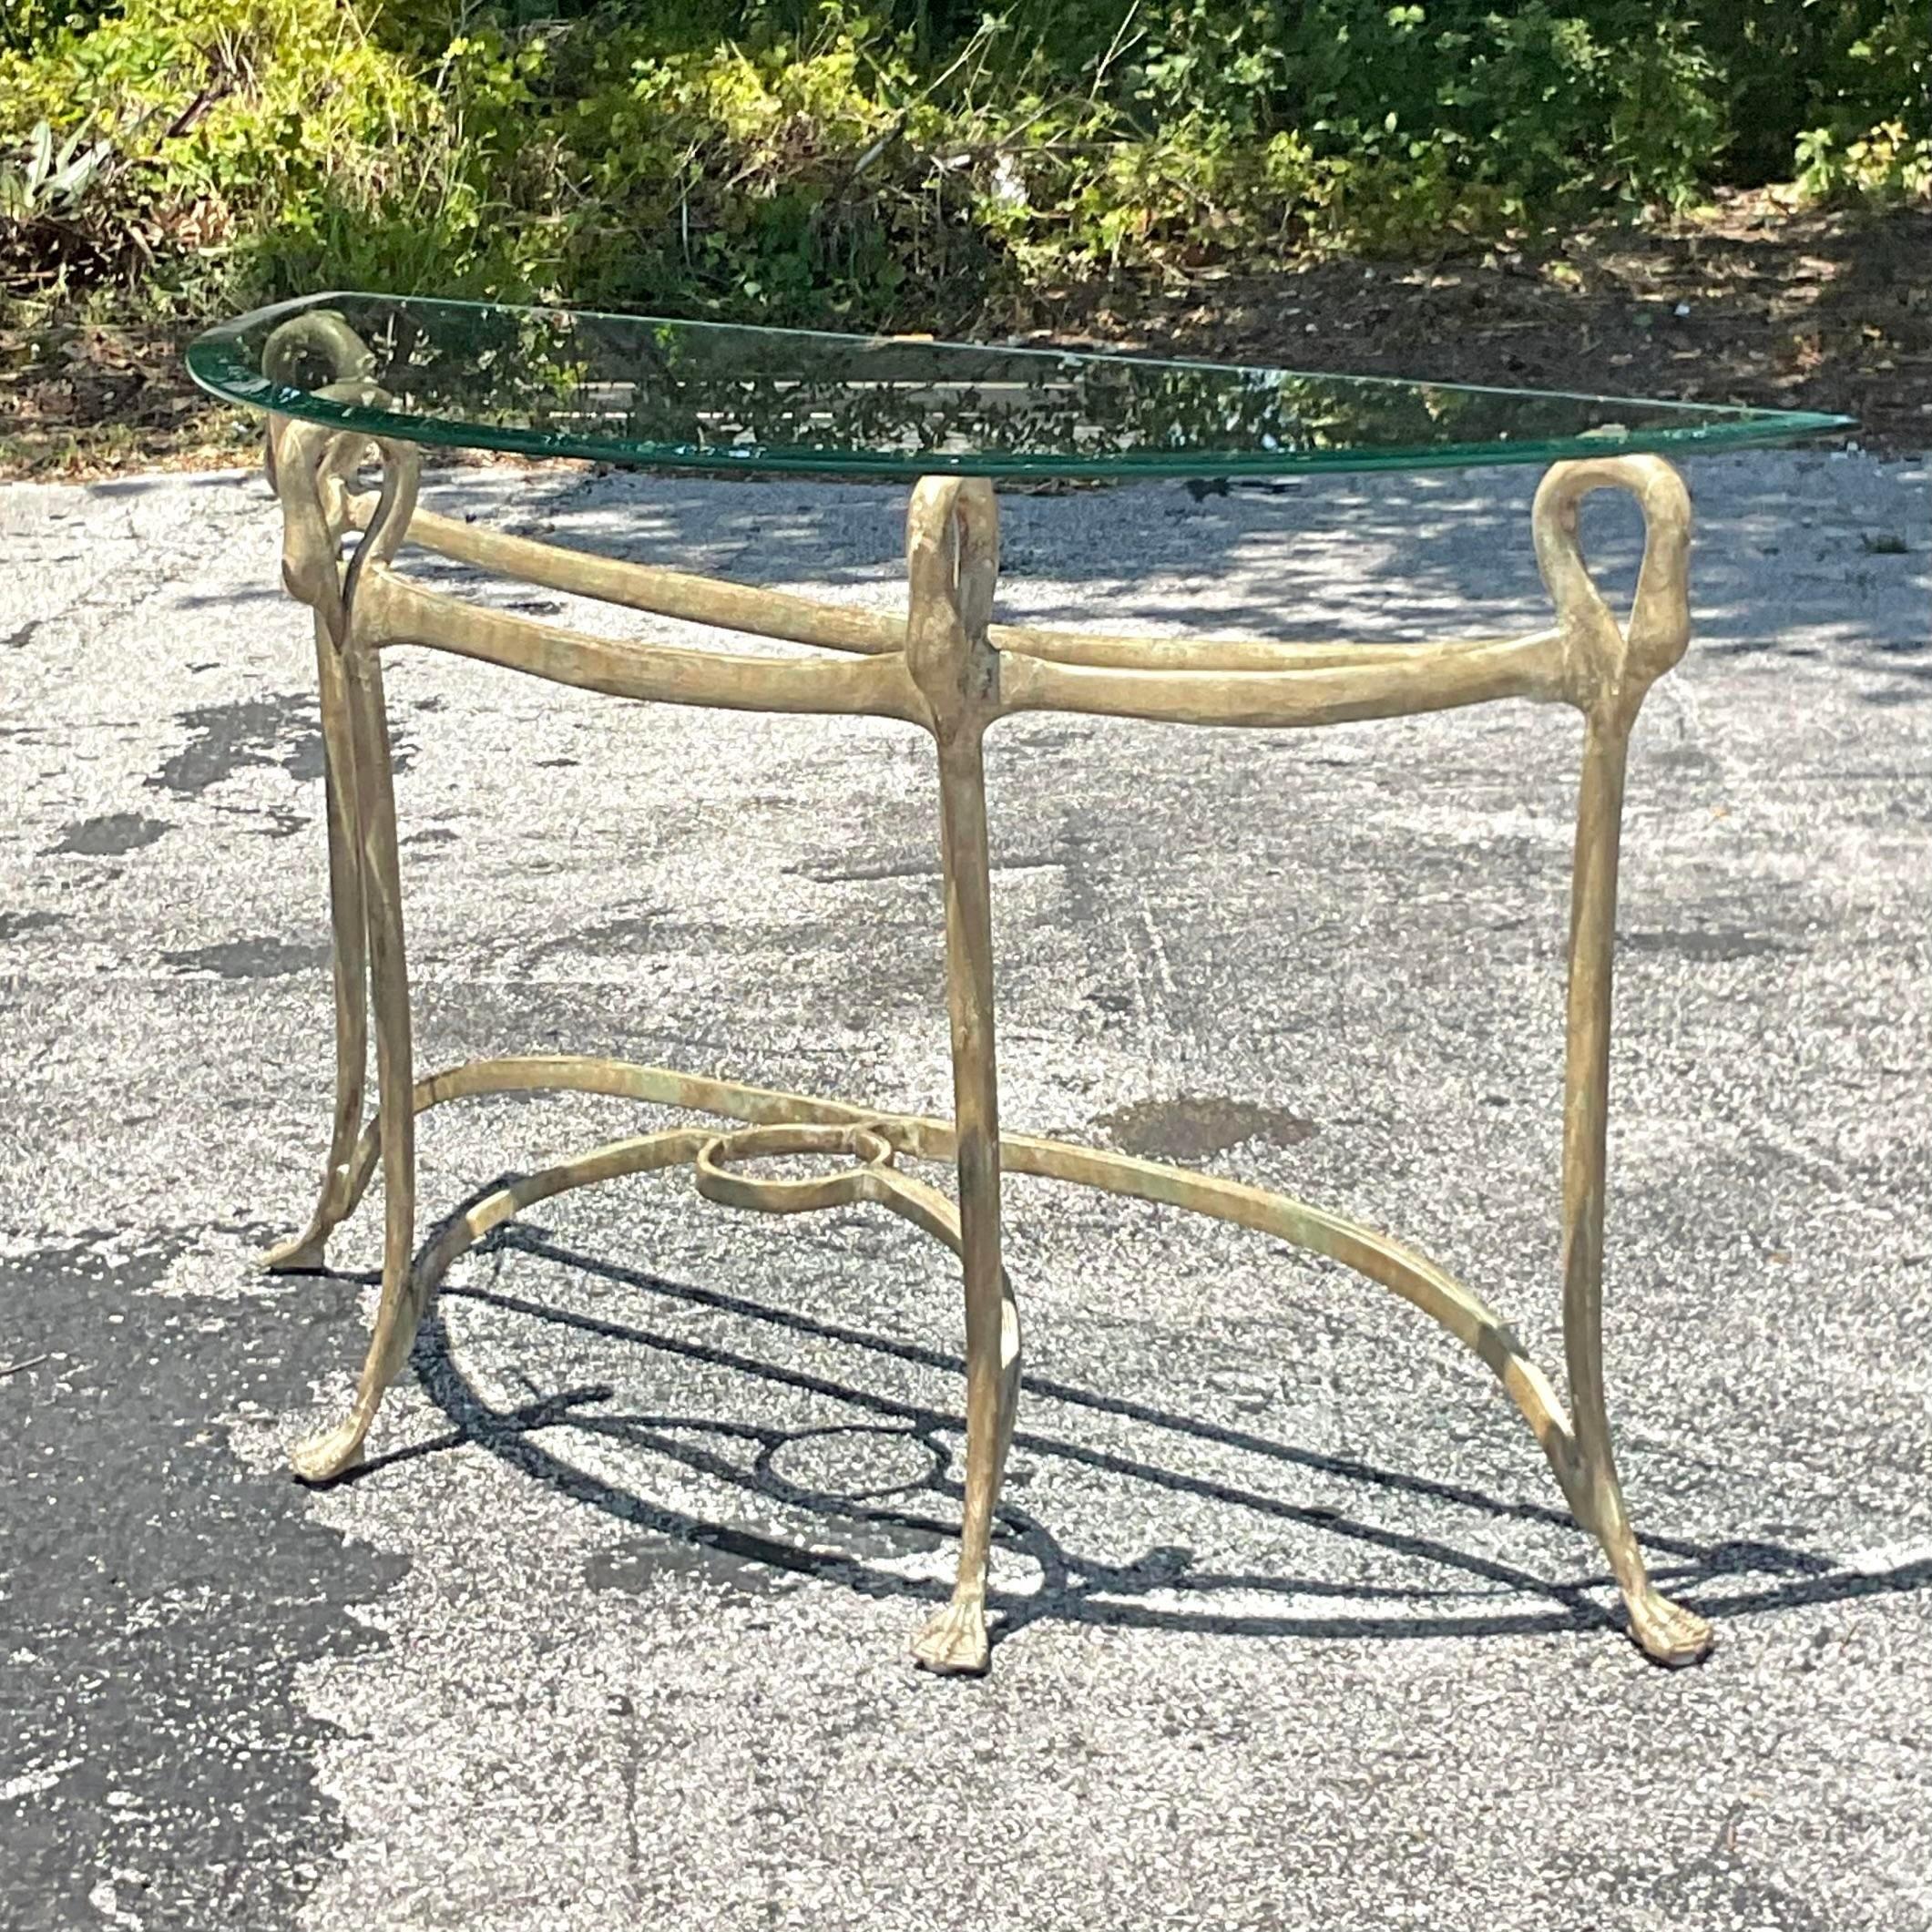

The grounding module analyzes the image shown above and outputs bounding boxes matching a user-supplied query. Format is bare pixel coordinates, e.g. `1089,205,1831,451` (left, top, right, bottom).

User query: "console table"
187,293,1848,1675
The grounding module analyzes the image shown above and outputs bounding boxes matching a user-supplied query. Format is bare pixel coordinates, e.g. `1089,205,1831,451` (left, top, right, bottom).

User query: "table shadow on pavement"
319,1205,1932,1660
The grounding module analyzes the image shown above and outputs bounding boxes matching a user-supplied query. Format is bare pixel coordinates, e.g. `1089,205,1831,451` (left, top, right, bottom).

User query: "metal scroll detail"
259,337,1711,1675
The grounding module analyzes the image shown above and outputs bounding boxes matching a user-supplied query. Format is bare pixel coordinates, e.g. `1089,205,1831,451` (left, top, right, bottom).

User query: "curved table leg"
905,476,1018,1676
277,443,432,1483
1538,455,1714,1666
1558,710,1712,1665
260,394,383,1276
261,598,369,1273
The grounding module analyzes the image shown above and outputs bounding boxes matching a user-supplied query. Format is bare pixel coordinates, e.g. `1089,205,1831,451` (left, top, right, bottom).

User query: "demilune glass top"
188,291,1854,480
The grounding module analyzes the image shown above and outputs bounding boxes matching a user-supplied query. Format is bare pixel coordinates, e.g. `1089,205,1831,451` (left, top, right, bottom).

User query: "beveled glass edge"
186,290,1859,479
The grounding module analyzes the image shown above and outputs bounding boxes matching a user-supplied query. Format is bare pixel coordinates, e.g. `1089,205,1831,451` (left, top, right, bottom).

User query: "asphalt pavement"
2,448,1929,1930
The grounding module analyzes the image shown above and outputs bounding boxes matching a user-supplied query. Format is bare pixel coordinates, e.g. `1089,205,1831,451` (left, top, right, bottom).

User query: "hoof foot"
291,1415,369,1486
911,1600,990,1678
261,1231,328,1274
1627,1585,1713,1668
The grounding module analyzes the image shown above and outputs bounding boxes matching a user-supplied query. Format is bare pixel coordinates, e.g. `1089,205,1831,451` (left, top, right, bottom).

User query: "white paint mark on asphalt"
87,1876,145,1929
1840,1539,1932,1578
1140,901,1179,1004
0,1756,79,1803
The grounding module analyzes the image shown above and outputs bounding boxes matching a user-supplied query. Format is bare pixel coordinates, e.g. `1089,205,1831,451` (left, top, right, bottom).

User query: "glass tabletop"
188,291,1853,480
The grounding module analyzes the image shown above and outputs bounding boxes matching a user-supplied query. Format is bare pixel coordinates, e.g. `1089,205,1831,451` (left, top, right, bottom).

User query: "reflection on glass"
189,292,1853,478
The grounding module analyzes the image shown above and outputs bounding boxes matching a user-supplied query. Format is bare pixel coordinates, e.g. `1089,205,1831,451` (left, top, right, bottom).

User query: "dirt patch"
1048,195,1929,455
1094,1093,1319,1162
0,316,258,476
50,811,171,855
160,937,332,978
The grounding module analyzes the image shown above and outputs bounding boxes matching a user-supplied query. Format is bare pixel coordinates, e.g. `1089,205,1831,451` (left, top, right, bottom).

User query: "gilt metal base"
260,335,1713,1675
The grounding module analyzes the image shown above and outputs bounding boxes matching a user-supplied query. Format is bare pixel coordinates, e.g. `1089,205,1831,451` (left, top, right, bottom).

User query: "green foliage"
0,101,133,291
0,117,114,219
0,0,1926,324
1784,1,1932,202
1796,120,1932,203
